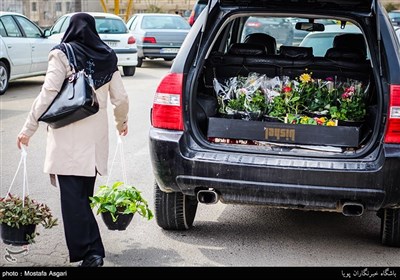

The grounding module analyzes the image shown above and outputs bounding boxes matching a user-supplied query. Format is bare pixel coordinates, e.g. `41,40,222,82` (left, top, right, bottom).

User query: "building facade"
1,0,399,28
1,0,196,27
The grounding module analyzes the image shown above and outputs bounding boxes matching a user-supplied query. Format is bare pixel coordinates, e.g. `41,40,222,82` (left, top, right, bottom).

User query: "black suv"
150,0,400,247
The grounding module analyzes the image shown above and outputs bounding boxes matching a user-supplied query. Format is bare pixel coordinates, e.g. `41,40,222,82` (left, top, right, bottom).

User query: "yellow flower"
299,73,312,83
326,120,336,126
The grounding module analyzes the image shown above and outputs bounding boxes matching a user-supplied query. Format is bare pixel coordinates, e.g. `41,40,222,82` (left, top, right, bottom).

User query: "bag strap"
62,42,77,70
106,135,127,187
7,146,29,207
62,42,96,92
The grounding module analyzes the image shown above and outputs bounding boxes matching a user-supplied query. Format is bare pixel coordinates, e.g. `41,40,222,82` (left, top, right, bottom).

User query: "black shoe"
79,254,104,267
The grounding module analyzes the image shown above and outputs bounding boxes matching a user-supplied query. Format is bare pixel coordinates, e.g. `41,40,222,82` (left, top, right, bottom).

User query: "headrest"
228,43,267,56
333,33,366,58
325,47,365,61
279,46,313,59
244,33,277,54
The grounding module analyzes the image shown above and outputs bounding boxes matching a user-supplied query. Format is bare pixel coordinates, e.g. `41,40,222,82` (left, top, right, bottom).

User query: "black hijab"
53,13,118,89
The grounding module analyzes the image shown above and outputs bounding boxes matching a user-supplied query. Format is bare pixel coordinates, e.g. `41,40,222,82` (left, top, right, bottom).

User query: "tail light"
143,37,156,44
384,85,400,143
151,73,184,130
127,36,136,44
246,21,262,28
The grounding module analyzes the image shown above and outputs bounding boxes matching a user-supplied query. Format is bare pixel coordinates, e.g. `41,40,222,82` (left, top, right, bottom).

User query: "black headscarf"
53,13,118,89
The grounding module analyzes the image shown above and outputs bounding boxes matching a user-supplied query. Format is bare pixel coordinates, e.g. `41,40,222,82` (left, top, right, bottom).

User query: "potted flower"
89,181,153,231
0,194,58,246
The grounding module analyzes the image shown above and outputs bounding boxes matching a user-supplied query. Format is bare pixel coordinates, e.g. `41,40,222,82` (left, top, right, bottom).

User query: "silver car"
126,13,191,67
0,12,57,95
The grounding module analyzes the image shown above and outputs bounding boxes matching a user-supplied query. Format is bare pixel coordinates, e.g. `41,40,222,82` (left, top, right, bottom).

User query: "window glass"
141,16,190,30
51,16,66,34
0,21,6,37
1,16,22,37
95,18,127,34
14,16,42,38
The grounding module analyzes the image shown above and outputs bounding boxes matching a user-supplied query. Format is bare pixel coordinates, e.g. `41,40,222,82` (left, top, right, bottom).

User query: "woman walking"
17,13,129,267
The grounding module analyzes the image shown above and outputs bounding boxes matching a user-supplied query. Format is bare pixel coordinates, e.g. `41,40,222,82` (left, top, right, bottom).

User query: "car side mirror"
43,29,51,37
295,22,325,32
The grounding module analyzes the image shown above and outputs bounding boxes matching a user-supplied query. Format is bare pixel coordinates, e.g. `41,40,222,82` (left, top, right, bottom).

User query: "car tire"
0,61,10,95
137,57,143,67
154,181,198,230
381,208,400,247
122,66,136,76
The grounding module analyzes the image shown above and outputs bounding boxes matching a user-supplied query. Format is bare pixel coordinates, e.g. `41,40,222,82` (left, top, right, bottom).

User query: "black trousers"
58,175,105,263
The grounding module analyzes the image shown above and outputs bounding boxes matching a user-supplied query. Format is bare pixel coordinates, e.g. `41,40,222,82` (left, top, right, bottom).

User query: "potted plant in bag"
0,194,58,245
89,181,153,231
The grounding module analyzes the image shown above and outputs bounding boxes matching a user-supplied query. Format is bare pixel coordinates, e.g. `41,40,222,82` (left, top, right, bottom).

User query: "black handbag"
38,43,99,129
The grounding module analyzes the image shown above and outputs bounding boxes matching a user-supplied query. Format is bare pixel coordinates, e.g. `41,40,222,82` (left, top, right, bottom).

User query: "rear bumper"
139,46,179,59
115,51,138,66
149,128,400,212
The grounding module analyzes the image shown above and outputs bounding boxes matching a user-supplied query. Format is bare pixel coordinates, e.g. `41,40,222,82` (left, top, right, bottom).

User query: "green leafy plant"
90,181,153,222
329,84,366,121
0,194,58,243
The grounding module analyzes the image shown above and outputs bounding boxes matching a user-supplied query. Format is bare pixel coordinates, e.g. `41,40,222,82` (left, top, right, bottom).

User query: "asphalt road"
1,60,400,268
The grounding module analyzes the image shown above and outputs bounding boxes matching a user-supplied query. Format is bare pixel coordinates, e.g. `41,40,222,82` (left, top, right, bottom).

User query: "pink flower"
342,93,350,99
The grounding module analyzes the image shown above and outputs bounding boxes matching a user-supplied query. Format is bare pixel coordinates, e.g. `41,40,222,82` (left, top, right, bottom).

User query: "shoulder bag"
38,43,99,129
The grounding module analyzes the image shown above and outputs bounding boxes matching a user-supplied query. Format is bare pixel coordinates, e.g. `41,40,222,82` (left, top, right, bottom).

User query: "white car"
47,12,138,76
0,12,57,95
299,24,362,57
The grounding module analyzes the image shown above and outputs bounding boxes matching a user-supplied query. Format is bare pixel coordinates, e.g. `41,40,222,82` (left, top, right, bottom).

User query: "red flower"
283,86,292,93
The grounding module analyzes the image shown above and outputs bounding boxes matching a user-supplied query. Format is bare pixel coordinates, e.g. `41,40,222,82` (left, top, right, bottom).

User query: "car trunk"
144,31,189,47
190,6,380,156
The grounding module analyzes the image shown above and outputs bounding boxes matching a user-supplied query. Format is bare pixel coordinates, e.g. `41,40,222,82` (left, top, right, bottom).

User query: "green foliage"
90,181,153,222
267,94,286,119
385,3,399,12
227,92,246,111
146,4,163,13
0,194,58,243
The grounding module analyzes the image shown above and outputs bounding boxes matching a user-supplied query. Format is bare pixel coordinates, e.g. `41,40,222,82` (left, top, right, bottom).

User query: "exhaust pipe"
197,189,220,204
341,202,364,217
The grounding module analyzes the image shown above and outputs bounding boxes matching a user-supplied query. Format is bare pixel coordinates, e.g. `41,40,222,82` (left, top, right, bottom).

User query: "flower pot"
218,112,236,119
247,111,262,121
101,212,134,231
1,224,36,246
338,120,364,127
263,115,284,123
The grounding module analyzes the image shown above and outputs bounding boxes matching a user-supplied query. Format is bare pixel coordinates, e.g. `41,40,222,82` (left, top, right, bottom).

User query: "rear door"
13,15,55,74
0,15,31,77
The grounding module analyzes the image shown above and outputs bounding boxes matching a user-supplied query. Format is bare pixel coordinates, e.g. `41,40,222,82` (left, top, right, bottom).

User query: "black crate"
207,117,363,147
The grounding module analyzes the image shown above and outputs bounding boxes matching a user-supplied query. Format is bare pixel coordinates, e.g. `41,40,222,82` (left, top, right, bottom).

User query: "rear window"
95,18,128,34
141,16,191,30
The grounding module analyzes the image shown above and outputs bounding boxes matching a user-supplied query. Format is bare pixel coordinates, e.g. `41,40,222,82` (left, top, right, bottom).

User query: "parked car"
388,10,400,26
126,13,191,67
0,12,57,95
242,16,294,46
299,24,362,56
396,27,400,42
188,0,207,26
288,17,338,46
149,0,400,247
46,12,137,76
